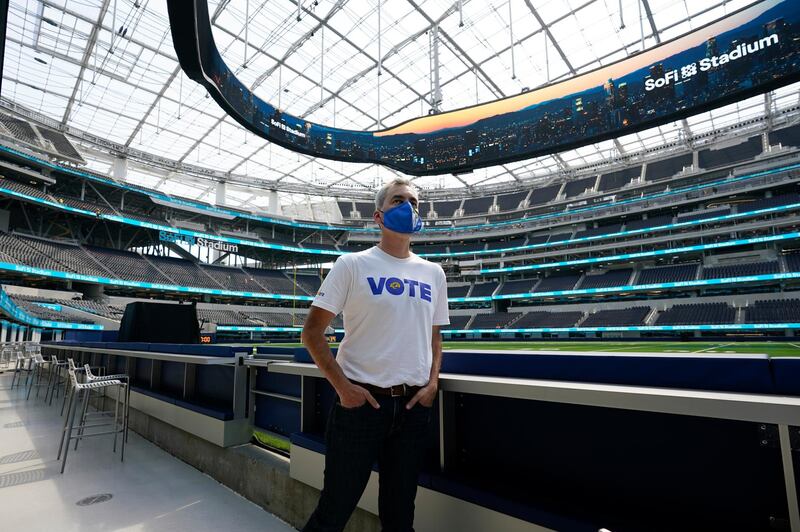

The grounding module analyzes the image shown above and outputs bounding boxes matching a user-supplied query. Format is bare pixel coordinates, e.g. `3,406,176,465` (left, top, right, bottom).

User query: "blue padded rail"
439,351,774,394
771,358,800,395
290,348,779,394
50,341,241,357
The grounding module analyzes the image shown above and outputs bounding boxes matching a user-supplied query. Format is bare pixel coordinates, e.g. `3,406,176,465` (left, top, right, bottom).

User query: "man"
301,178,449,532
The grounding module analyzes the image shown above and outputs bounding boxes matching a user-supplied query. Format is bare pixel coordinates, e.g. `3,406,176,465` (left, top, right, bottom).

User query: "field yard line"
789,343,800,350
693,343,733,353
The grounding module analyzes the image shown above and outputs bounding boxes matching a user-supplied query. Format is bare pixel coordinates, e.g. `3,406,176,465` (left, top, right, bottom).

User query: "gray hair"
374,178,416,210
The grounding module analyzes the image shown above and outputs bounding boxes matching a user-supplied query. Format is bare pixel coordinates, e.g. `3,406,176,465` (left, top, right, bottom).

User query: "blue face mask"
379,201,423,234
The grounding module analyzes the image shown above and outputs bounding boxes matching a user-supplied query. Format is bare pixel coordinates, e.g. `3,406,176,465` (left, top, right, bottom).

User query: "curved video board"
168,0,800,176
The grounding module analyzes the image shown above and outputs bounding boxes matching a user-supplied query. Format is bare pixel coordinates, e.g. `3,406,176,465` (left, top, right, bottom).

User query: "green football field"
267,340,800,357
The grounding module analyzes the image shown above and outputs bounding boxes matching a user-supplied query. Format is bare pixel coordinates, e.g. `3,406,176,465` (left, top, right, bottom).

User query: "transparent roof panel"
2,0,797,203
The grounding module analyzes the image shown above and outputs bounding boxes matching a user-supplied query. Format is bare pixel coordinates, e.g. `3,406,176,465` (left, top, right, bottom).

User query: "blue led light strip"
0,260,315,302
5,176,799,263
0,184,345,257
0,144,370,233
99,215,345,256
217,325,346,333
0,286,104,330
422,162,800,233
419,201,800,258
215,323,800,333
1,256,798,306
480,231,800,274
3,143,800,235
448,272,800,303
440,323,800,333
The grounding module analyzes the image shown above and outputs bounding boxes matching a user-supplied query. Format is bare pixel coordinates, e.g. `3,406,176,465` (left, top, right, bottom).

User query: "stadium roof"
3,0,800,207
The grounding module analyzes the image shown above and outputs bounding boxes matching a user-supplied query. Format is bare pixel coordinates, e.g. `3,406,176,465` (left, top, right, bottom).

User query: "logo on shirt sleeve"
367,277,431,302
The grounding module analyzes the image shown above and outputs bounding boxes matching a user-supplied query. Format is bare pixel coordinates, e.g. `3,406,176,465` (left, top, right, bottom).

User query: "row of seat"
0,230,322,295
454,256,799,298
452,300,800,329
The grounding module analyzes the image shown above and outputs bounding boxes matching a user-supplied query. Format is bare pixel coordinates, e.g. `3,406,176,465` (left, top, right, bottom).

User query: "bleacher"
702,260,780,280
200,265,262,291
656,302,736,325
495,190,528,211
0,114,40,146
562,176,596,198
677,207,730,224
448,285,471,298
577,268,633,289
336,200,354,218
196,308,254,326
644,153,693,181
243,268,297,293
486,237,524,250
469,312,521,329
737,192,800,214
294,274,321,295
625,214,674,231
527,184,561,206
244,311,302,327
430,200,461,218
533,273,581,292
636,263,698,284
37,127,84,161
497,279,538,295
147,256,224,290
413,244,449,254
746,299,800,323
581,306,650,327
470,281,499,297
769,123,800,148
547,232,574,244
574,223,623,239
0,178,54,201
525,235,549,246
445,315,472,329
353,202,375,219
86,247,171,284
513,310,584,328
785,252,800,272
597,166,641,192
461,196,494,215
698,136,762,169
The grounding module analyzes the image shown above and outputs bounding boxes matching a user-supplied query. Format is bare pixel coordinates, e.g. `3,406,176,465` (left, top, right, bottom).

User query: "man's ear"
373,210,382,226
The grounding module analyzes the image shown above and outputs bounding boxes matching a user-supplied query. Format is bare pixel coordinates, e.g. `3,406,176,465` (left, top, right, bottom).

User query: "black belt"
352,381,422,398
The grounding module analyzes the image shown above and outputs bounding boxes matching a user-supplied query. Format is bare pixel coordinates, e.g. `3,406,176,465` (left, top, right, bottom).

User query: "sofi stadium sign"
168,0,800,176
159,230,239,253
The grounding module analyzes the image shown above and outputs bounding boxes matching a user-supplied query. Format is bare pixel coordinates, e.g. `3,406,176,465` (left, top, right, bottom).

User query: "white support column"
1,321,8,342
113,157,128,180
216,181,227,206
268,189,280,215
32,328,41,343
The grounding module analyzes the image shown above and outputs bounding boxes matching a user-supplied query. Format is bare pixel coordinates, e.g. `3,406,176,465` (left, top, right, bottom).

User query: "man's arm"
406,325,442,409
301,306,379,409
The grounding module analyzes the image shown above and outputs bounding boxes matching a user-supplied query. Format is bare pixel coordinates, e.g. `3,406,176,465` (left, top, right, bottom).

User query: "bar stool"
10,347,32,389
25,352,51,400
0,344,12,370
58,362,127,474
78,363,131,444
59,358,107,415
45,355,70,405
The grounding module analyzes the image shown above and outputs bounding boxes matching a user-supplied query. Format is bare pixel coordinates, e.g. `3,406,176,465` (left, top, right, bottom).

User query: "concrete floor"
0,370,297,532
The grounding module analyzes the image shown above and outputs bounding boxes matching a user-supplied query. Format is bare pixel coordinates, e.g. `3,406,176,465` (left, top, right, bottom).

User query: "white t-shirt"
311,246,450,387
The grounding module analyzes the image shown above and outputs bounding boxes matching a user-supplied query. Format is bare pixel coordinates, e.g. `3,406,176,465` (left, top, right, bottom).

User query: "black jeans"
302,394,433,532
